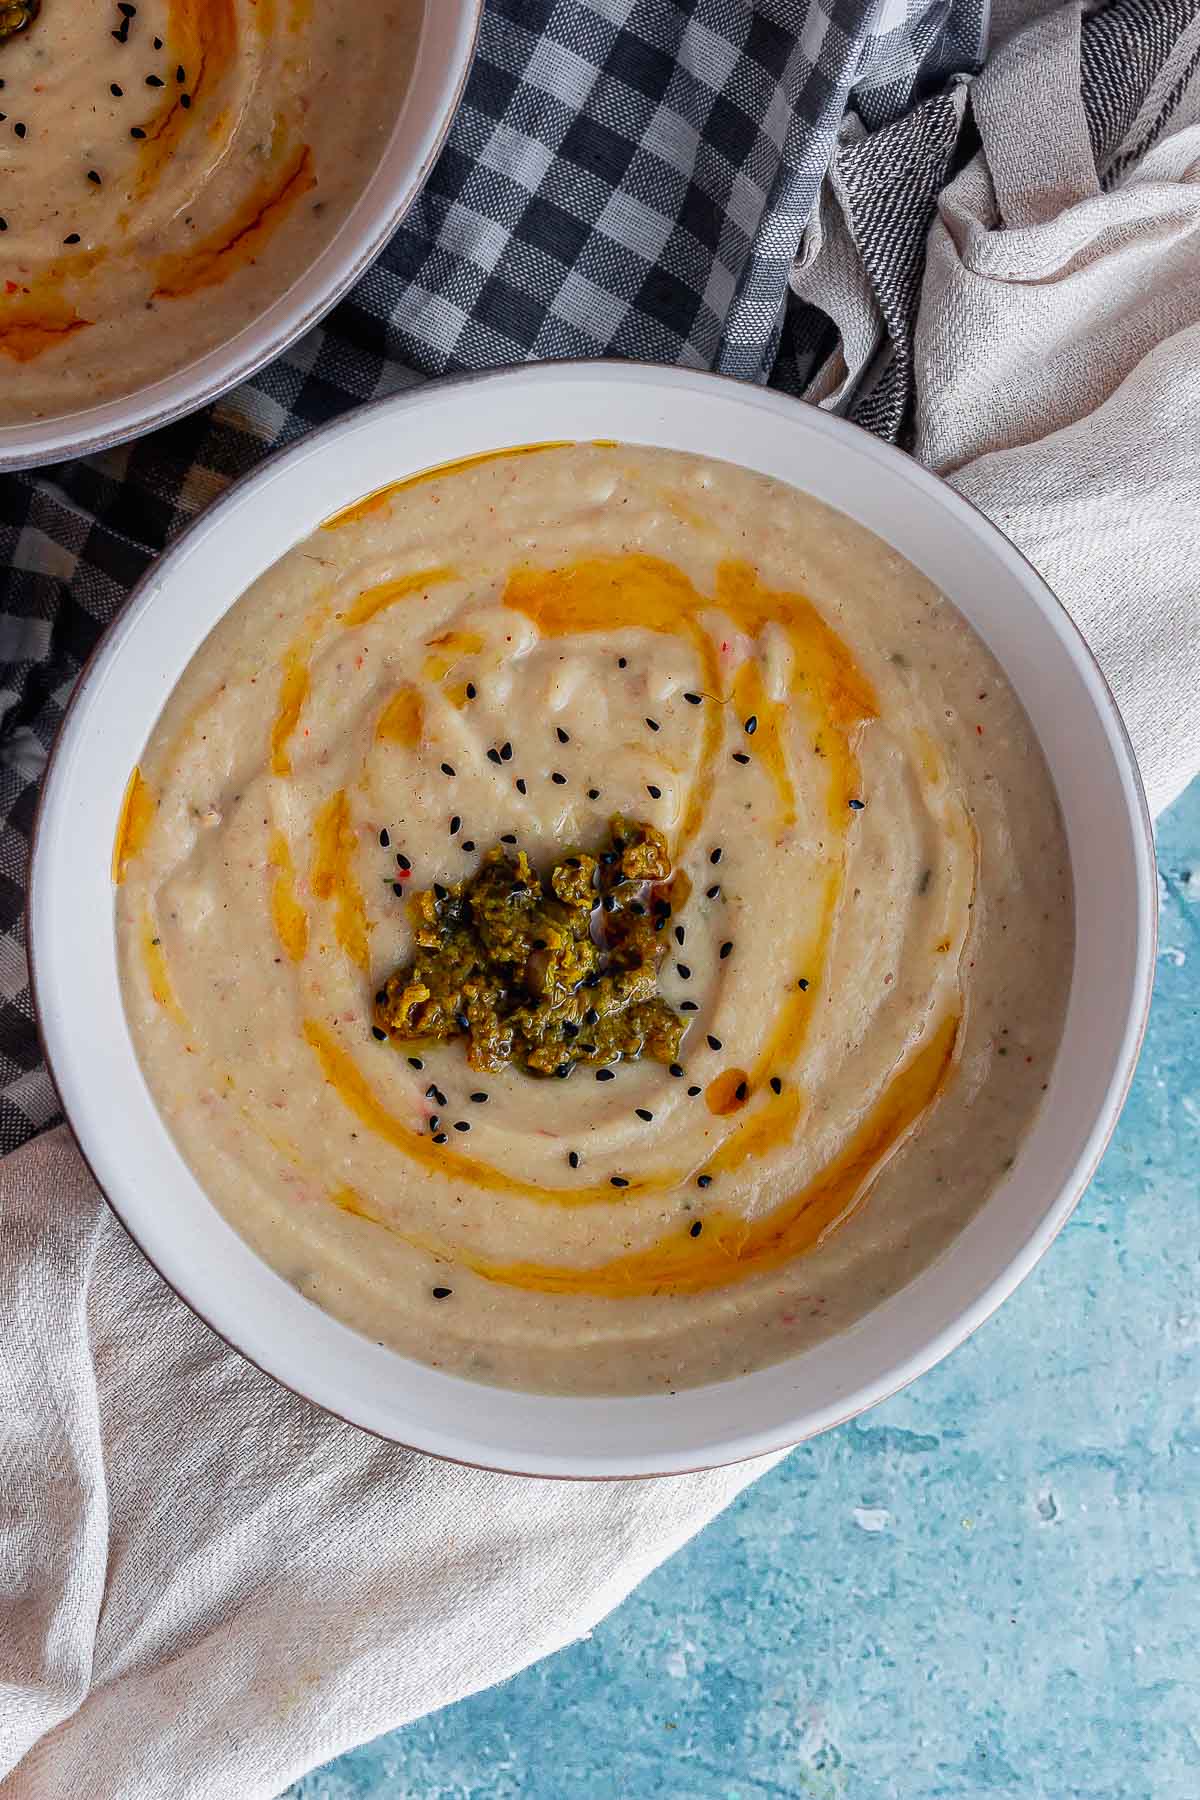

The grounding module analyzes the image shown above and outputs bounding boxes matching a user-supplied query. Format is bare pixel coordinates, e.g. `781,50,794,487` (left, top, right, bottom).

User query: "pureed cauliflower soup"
114,444,1074,1396
0,0,420,423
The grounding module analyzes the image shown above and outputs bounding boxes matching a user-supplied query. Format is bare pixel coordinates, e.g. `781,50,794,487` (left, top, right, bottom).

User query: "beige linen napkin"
0,1129,776,1798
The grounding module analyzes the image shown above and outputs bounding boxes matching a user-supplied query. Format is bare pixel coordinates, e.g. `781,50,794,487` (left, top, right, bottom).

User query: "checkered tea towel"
0,0,987,1155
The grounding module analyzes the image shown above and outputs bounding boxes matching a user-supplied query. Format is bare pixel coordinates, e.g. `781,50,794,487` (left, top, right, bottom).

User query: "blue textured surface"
290,780,1200,1800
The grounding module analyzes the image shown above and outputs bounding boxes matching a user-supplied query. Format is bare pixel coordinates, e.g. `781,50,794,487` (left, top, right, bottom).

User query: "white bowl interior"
30,366,1156,1476
0,1,480,472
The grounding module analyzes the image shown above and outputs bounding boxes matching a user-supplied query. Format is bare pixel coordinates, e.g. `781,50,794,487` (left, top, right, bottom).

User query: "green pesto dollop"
0,1,40,44
375,815,687,1077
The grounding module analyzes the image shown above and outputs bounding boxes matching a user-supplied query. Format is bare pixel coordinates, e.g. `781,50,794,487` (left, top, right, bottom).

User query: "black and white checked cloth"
6,0,1182,1154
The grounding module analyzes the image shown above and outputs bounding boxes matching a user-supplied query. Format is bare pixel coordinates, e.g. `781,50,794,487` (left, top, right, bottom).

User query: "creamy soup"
0,0,420,424
115,444,1073,1396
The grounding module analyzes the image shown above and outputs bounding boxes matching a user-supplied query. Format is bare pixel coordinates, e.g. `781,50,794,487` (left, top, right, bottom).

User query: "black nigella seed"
425,1084,439,1099
674,925,685,945
428,1116,439,1131
555,1063,571,1078
720,941,733,959
176,64,186,81
466,682,477,699
584,1008,599,1026
130,126,146,138
669,1063,684,1078
733,752,751,765
500,742,512,761
610,1175,629,1188
744,715,758,735
470,1092,488,1104
407,1057,424,1070
379,828,390,848
710,847,722,865
618,656,627,668
396,853,411,870
636,1108,653,1122
516,778,528,795
697,1175,713,1190
440,762,455,776
371,1027,386,1042
684,693,702,705
551,772,567,785
449,815,460,835
556,726,570,743
462,840,475,852
111,82,124,96
849,798,866,809
561,1020,578,1038
375,989,387,1005
14,122,26,138
798,977,810,991
432,1132,448,1144
113,21,129,40
647,784,662,799
770,1076,783,1095
690,1220,703,1236
392,882,404,897
680,1001,699,1012
568,1150,580,1169
687,1085,701,1096
587,787,600,799
433,882,448,902
455,1011,470,1031
602,895,617,913
645,717,659,732
677,964,691,980
706,884,721,899
596,1068,615,1082
707,1034,722,1051
487,748,502,765
118,4,136,15
145,74,164,87
454,1121,470,1133
63,233,81,244
500,833,517,845
431,1286,452,1299
735,1081,748,1102
180,93,192,108
0,219,6,233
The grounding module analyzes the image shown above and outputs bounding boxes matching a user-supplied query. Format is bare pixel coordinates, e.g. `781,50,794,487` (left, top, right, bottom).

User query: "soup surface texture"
0,0,420,425
116,444,1073,1396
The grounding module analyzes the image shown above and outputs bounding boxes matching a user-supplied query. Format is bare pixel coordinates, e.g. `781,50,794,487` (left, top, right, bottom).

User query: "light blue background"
289,779,1199,1800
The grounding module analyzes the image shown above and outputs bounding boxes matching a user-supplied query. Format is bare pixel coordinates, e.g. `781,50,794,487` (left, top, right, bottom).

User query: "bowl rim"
0,0,482,473
28,361,1159,1478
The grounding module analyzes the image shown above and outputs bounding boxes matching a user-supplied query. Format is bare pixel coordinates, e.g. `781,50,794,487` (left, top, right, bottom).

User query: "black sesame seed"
0,219,6,233
432,1133,447,1144
145,74,164,87
849,798,865,809
465,682,477,699
706,884,721,899
602,895,617,913
568,1150,580,1169
646,785,662,799
669,1063,684,1078
118,4,136,15
455,1012,470,1032
425,1084,439,1099
618,656,627,668
130,126,146,138
635,1108,653,1121
408,1057,424,1070
396,853,411,870
770,1076,783,1095
14,122,26,138
428,1116,439,1131
709,848,722,865
735,1080,748,1102
432,1286,452,1299
561,1020,578,1038
690,1219,703,1236
674,926,685,945
596,1068,615,1081
733,751,751,765
500,742,512,761
516,778,528,795
379,827,390,848
707,1034,722,1051
744,715,758,735
392,882,404,897
180,93,192,108
677,964,691,980
462,840,475,853
63,233,81,245
680,1001,699,1012
371,1026,387,1042
487,747,502,765
111,82,124,96
645,717,660,732
687,1085,701,1096
500,833,517,845
584,1008,599,1026
470,1092,488,1103
449,815,460,835
587,787,600,800
798,978,810,991
375,989,387,1005
433,883,448,902
697,1175,713,1189
454,1120,470,1132
551,772,567,785
555,1064,571,1077
176,64,186,82
440,762,455,776
720,941,733,959
556,726,570,743
610,1175,629,1188
685,692,702,705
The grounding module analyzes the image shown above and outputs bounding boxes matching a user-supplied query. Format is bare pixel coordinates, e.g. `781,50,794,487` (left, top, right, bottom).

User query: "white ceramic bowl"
29,364,1156,1477
0,2,480,473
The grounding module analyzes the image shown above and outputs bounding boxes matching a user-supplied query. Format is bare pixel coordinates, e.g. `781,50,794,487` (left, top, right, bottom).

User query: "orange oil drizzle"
310,790,370,970
319,444,574,533
342,567,456,628
140,913,185,1026
268,831,308,962
112,767,157,883
153,144,315,300
375,685,424,747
